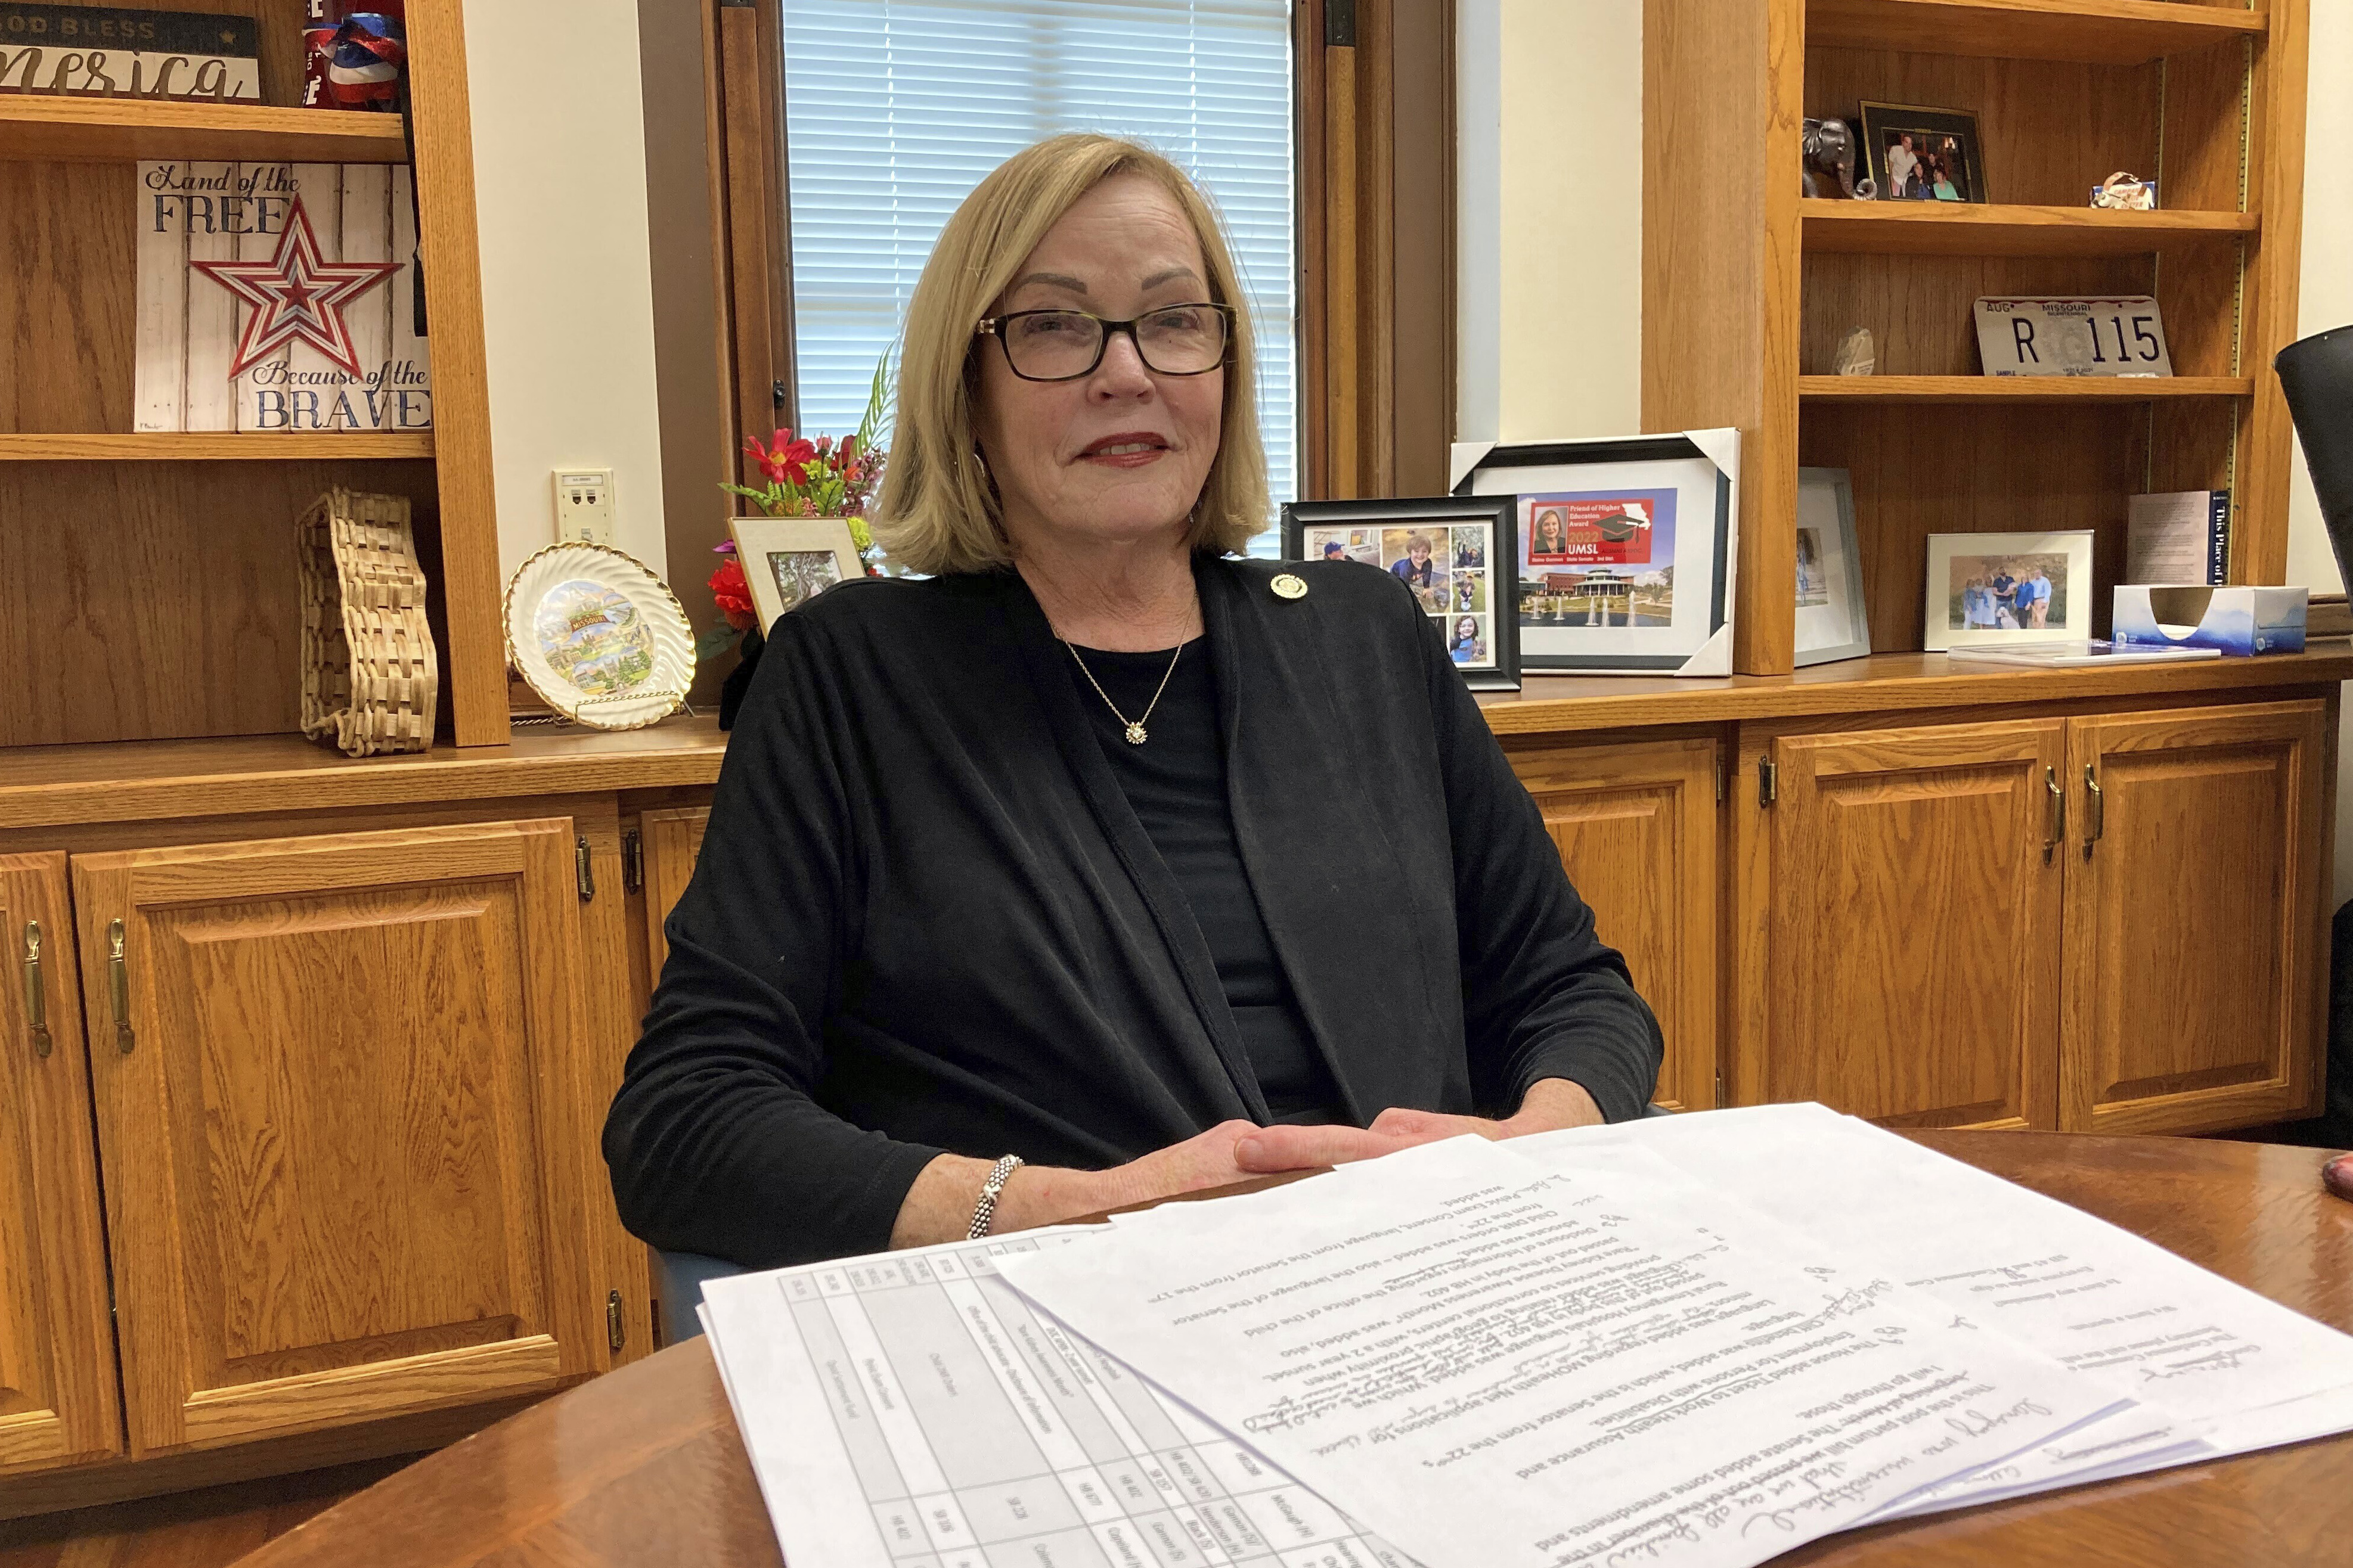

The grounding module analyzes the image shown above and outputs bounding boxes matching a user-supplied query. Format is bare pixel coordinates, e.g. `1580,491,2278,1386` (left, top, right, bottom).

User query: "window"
782,0,1298,544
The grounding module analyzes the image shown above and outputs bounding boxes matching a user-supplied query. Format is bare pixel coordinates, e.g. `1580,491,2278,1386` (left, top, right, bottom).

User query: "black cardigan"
603,554,1663,1267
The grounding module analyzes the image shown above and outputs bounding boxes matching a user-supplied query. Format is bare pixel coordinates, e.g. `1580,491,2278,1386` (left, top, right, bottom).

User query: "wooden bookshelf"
1803,0,2267,65
1797,374,2254,401
1646,0,2305,675
1800,198,2259,257
0,433,436,461
0,98,410,164
0,0,506,750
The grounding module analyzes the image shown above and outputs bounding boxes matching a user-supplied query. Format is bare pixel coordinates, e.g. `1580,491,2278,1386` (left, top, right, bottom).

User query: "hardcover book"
133,160,432,433
2125,489,2231,586
0,3,259,99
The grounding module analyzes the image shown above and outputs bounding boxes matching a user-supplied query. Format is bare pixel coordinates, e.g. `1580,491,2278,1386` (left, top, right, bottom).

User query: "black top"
1065,638,1344,1124
603,556,1663,1269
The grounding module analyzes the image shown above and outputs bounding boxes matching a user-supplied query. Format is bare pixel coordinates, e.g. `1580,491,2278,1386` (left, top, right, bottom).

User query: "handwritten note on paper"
699,1228,1419,1568
996,1137,2119,1568
1517,1104,2353,1515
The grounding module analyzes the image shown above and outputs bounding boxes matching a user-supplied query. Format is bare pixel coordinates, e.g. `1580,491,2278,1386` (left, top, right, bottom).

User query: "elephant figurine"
1802,117,1874,200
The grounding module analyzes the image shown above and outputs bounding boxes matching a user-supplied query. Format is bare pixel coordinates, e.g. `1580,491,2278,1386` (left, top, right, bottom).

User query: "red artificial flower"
709,556,756,631
745,429,817,486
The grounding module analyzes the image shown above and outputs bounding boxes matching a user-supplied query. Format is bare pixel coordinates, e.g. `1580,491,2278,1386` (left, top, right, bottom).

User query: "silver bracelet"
968,1154,1025,1240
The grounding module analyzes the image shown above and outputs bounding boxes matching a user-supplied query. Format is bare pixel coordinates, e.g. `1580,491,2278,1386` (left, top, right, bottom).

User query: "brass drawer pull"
108,918,134,1053
22,921,51,1058
2083,766,2106,858
2043,766,2064,863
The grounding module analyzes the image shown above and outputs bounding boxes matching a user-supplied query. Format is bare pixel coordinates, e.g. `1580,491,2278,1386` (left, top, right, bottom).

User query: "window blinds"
782,0,1298,541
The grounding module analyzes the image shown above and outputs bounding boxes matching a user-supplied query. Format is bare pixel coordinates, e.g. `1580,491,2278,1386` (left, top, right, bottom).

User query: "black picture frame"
1279,495,1520,690
1858,101,1989,204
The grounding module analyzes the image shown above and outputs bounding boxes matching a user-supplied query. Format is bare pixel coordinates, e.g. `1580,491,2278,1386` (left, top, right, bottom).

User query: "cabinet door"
1516,740,1718,1112
1753,720,2065,1128
637,806,711,977
2062,700,2329,1134
0,855,121,1476
70,819,611,1457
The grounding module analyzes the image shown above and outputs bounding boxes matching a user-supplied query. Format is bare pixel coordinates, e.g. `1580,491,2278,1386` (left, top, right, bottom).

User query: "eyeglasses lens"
1003,308,1227,380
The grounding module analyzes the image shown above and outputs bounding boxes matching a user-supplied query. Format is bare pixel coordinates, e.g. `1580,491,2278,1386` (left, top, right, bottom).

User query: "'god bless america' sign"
134,161,433,433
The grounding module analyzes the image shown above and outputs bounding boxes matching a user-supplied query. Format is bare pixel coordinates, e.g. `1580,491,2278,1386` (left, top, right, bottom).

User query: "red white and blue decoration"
302,1,405,111
134,161,432,433
191,195,401,380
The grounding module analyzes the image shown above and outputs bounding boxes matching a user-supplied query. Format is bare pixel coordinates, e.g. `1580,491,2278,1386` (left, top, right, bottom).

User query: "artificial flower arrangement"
703,358,891,662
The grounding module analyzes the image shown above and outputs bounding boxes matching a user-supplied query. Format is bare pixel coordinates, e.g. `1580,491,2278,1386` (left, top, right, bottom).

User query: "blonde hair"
873,133,1269,576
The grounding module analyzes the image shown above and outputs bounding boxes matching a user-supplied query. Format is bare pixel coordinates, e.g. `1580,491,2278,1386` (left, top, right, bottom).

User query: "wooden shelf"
1805,0,2268,66
0,717,730,831
1801,199,2259,257
1480,646,2353,737
9,653,2352,828
0,97,410,165
1799,375,2253,402
0,433,435,461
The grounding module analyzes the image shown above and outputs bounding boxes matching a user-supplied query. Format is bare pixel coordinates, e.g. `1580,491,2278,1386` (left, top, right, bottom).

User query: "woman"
604,134,1661,1269
1534,510,1568,558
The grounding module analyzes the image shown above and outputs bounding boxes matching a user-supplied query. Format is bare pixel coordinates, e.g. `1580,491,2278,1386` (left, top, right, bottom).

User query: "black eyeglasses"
975,303,1234,382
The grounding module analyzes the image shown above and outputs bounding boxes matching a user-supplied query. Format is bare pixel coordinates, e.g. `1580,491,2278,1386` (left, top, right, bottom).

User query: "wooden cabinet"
1738,698,2333,1137
2061,701,2330,1134
1515,740,1719,1112
69,819,616,1457
634,806,711,978
1741,720,2066,1128
0,855,120,1477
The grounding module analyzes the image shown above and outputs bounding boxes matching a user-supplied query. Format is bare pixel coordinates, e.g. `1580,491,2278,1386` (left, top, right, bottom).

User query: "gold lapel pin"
1270,573,1308,600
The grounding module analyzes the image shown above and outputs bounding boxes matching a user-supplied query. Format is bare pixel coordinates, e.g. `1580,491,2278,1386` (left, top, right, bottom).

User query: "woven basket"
299,488,440,757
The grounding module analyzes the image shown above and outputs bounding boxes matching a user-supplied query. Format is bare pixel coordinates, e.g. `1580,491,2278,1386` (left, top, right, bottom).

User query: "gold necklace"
1063,638,1183,745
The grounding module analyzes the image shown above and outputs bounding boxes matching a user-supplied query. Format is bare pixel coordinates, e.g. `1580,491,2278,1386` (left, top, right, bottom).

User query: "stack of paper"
700,1105,2353,1568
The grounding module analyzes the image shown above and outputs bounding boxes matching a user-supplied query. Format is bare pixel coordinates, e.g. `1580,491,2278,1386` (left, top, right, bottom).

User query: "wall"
2284,0,2353,907
1455,0,1644,445
464,0,669,578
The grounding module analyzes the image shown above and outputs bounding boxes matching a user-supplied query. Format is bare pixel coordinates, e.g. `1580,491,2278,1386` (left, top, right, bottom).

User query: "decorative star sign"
191,195,404,381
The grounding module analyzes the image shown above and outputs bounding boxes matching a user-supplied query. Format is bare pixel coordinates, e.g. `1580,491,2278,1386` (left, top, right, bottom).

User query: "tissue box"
2112,585,2308,656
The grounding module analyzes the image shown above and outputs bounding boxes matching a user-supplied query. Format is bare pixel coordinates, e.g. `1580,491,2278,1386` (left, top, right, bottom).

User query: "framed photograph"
1794,468,1871,667
1922,530,2095,651
1281,495,1520,690
1456,435,1734,673
729,515,866,632
1859,101,1987,204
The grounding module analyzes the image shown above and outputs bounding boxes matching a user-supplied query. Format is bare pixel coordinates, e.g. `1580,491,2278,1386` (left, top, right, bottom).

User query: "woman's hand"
1362,1077,1605,1148
895,1120,1414,1250
1090,1120,1414,1211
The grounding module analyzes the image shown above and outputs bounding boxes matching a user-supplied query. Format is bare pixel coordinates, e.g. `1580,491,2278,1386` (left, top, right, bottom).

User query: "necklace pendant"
1124,721,1149,746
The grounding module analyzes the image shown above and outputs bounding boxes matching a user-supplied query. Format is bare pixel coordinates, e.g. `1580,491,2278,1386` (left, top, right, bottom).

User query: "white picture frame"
1922,529,2097,651
1794,468,1871,667
730,514,866,633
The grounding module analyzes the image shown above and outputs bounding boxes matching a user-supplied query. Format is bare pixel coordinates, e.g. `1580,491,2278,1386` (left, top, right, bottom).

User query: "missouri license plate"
1973,295,2174,378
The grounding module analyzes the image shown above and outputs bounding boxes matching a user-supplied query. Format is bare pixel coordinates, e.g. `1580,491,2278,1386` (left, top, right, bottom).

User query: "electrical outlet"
553,468,616,547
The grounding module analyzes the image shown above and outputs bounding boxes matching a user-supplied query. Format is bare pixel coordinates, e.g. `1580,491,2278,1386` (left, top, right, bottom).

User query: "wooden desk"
238,1131,2353,1568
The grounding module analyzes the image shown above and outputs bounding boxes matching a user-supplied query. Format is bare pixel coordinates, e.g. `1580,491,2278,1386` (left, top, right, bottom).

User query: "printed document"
700,1228,1413,1568
996,1137,2122,1568
1516,1104,2353,1514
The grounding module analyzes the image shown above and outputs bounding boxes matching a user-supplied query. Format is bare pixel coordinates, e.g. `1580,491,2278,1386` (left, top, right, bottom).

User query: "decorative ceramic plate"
504,542,695,731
